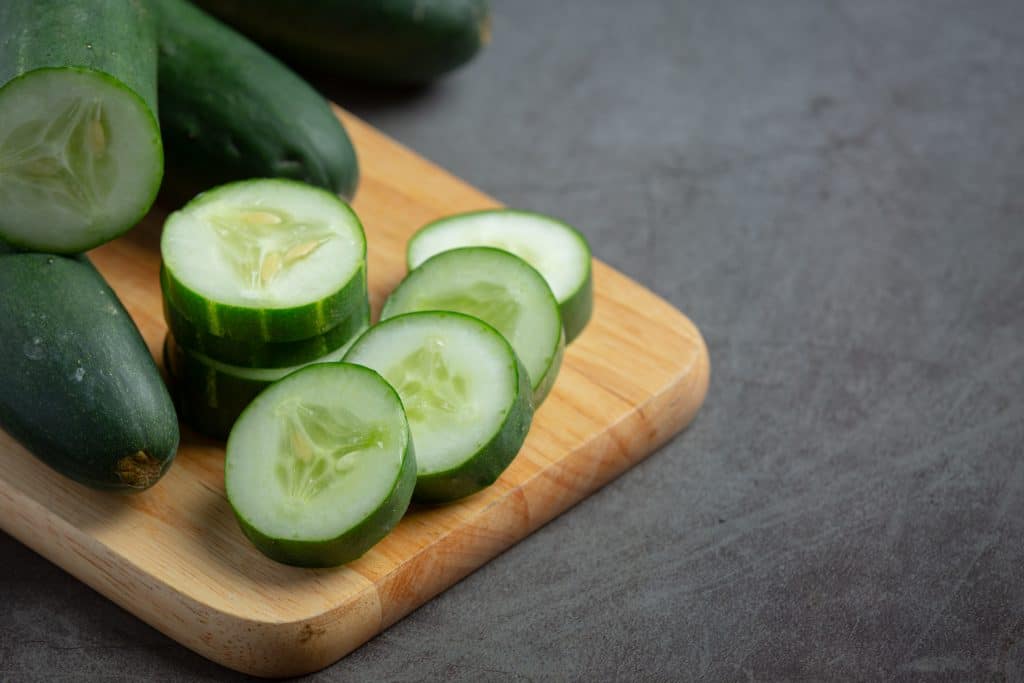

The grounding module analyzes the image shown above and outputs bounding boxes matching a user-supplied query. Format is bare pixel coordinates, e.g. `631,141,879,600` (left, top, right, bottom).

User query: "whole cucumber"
192,0,491,85
0,0,163,253
0,254,179,491
155,0,359,202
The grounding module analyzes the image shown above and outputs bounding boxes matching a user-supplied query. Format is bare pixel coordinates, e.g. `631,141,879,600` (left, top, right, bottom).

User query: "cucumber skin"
0,1,159,114
560,274,593,344
164,293,369,368
411,347,533,504
154,0,358,202
0,2,163,253
162,261,368,344
193,0,490,85
227,364,417,567
0,254,179,491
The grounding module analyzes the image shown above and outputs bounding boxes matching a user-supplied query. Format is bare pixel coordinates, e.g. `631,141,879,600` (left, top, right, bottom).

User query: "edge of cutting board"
0,109,709,678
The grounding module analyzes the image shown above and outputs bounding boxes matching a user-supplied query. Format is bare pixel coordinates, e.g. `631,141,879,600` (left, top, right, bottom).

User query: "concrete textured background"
3,0,1024,680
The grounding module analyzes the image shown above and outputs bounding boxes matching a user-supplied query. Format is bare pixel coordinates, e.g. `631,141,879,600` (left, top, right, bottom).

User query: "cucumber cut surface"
382,247,565,404
0,69,162,252
165,326,364,439
225,363,415,567
345,311,533,502
0,1,163,253
161,179,366,342
163,293,369,368
407,209,593,342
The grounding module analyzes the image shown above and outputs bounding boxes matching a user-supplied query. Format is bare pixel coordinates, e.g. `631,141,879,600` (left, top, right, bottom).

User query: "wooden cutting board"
0,109,710,678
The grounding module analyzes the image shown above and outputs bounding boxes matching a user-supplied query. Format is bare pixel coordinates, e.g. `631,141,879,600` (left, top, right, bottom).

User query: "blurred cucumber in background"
192,0,491,85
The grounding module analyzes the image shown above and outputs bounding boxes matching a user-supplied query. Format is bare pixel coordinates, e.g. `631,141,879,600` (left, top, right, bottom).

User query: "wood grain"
0,109,710,678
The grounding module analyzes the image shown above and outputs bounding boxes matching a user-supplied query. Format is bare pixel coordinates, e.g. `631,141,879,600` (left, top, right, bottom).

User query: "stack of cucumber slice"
159,184,594,566
160,179,369,439
156,181,598,565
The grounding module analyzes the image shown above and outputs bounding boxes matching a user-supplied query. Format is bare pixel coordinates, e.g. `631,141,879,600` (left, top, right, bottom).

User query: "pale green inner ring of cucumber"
0,68,161,249
346,314,518,475
226,365,407,541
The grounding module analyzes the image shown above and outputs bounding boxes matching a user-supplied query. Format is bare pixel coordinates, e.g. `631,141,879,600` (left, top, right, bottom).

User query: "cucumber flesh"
225,363,415,567
161,179,367,342
0,69,162,252
165,327,364,440
345,311,533,502
407,209,593,341
382,247,565,404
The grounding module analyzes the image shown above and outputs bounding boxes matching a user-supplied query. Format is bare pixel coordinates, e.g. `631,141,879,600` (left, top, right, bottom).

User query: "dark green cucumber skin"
0,1,159,113
164,293,369,368
164,335,268,440
193,0,490,85
162,260,368,343
0,254,179,491
154,0,358,203
228,364,417,567
561,272,593,344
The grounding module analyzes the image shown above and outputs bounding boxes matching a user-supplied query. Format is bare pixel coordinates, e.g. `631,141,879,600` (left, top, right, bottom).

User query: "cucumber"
382,247,565,404
225,363,415,567
407,209,594,342
163,293,369,368
0,1,163,253
154,0,358,203
345,311,532,503
193,0,490,85
161,179,367,343
0,254,179,491
164,325,364,440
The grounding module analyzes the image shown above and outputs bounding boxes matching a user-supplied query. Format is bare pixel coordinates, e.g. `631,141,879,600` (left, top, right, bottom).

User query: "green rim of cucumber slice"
345,311,533,503
163,293,369,369
163,327,364,440
225,362,416,567
382,246,565,404
0,67,163,253
160,178,367,342
406,209,593,342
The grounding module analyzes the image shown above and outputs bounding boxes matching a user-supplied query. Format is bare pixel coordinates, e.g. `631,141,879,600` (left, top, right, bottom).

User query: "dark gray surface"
3,0,1024,680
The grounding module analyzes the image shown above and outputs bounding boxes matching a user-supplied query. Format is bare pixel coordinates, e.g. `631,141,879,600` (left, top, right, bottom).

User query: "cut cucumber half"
382,247,565,404
0,68,162,252
161,179,367,342
164,326,365,439
226,363,415,567
345,311,533,503
407,209,594,342
163,293,369,368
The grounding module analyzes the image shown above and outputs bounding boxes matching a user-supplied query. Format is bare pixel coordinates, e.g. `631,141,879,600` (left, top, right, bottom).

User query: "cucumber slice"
161,179,367,342
164,325,365,439
407,210,594,342
226,363,415,567
345,311,533,503
163,293,369,368
382,247,565,404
